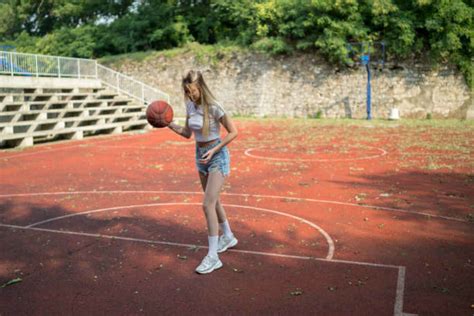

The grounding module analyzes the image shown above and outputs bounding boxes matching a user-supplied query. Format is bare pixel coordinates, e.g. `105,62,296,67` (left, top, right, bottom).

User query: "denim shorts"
195,139,230,177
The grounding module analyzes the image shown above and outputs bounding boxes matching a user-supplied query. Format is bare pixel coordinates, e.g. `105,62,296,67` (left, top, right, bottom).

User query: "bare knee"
202,198,217,214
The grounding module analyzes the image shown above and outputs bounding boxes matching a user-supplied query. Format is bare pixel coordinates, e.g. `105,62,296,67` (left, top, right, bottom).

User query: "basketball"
146,100,173,128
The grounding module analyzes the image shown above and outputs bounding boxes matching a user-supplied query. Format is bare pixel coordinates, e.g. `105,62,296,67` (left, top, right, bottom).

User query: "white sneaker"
195,255,223,274
217,234,238,253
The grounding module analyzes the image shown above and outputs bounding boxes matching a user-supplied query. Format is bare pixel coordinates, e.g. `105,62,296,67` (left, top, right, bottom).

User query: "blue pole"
366,63,371,120
361,54,371,120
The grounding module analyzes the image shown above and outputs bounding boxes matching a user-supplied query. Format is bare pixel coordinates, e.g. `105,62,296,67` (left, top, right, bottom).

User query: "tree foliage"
0,0,472,86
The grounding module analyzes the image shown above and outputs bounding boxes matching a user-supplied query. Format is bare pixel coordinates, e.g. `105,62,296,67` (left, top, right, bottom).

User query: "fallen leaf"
290,288,303,296
150,164,163,170
466,214,474,222
187,245,200,253
1,278,22,288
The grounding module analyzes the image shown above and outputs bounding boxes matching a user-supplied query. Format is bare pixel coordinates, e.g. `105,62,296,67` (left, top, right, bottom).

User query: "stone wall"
108,52,472,119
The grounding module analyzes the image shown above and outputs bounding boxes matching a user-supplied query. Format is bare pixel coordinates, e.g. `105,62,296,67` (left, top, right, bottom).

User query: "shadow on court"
331,170,474,222
0,199,399,315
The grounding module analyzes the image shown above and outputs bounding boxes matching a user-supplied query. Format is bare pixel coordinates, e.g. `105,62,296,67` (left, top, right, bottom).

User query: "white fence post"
57,56,61,78
9,52,13,75
77,59,81,79
35,55,39,77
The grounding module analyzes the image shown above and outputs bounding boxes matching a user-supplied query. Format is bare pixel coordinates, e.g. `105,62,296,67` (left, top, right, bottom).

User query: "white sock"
207,235,219,258
219,220,233,238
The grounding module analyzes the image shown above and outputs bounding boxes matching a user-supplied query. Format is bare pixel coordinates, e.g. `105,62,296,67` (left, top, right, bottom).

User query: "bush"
252,37,292,55
308,110,323,119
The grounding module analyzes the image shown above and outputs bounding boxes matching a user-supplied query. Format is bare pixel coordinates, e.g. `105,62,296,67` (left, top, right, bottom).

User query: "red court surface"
1,119,473,315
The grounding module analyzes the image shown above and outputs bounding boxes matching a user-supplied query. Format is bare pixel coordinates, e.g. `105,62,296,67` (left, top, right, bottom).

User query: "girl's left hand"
199,148,217,164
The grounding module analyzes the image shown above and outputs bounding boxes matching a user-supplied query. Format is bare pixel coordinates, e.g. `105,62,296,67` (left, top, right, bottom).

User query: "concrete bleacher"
0,76,150,148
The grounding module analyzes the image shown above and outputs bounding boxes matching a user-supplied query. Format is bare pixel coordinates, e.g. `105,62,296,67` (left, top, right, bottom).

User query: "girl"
168,70,238,274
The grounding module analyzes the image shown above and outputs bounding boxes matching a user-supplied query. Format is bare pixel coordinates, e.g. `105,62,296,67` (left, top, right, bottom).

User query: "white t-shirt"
186,101,225,142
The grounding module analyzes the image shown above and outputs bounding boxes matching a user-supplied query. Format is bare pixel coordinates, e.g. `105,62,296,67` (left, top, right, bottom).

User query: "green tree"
0,0,471,87
0,0,134,39
35,25,98,58
0,1,16,39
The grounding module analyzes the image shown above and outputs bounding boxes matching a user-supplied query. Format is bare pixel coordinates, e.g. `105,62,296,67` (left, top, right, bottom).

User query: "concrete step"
0,98,139,113
0,81,151,148
1,120,148,147
1,92,120,102
0,104,145,123
0,111,145,129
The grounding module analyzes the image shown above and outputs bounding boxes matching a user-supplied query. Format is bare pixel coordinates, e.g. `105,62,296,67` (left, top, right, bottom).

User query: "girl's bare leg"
200,171,225,236
199,172,228,224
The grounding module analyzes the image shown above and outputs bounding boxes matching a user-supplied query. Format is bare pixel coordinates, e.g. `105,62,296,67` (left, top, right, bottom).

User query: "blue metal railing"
0,50,170,104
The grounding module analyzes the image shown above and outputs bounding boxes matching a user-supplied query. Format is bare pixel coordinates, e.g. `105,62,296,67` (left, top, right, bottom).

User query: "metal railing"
0,50,96,78
96,64,169,104
0,50,169,104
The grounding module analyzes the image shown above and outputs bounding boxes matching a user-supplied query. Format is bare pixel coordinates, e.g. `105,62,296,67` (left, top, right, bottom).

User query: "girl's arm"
168,117,192,139
200,114,237,163
169,96,193,139
216,114,238,149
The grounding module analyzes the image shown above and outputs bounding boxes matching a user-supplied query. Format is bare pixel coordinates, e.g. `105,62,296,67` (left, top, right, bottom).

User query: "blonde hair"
182,70,217,138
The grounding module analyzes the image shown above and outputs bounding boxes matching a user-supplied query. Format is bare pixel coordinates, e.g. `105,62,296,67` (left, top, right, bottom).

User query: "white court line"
244,146,387,162
0,136,132,160
26,202,335,260
94,145,168,150
0,221,400,267
0,221,407,316
92,139,195,150
0,190,466,223
395,267,406,316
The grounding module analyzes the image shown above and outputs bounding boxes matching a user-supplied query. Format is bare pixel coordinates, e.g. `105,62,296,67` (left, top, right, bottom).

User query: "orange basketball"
146,100,173,128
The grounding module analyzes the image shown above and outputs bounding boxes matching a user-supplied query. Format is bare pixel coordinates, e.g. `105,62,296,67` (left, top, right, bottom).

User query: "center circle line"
0,190,464,222
26,202,335,260
244,146,387,162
